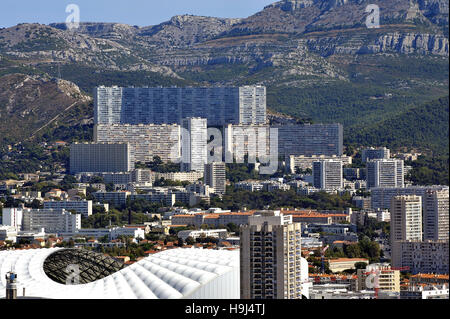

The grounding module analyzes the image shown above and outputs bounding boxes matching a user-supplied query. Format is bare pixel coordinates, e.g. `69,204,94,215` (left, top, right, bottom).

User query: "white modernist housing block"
70,142,133,174
94,86,266,126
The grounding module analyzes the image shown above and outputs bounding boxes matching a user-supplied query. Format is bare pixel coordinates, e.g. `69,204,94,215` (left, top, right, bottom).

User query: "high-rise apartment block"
389,195,449,274
70,143,133,174
423,188,449,241
370,186,449,210
43,200,93,218
391,240,449,275
390,195,423,243
181,118,207,172
366,159,404,189
1,208,23,230
289,155,352,174
204,162,226,195
94,124,181,163
240,211,307,299
362,147,390,163
313,160,343,190
388,191,449,275
94,86,266,126
275,124,343,158
224,124,271,163
22,208,81,234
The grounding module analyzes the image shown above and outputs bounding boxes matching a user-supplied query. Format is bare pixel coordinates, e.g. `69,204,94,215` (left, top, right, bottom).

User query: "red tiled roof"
328,258,369,263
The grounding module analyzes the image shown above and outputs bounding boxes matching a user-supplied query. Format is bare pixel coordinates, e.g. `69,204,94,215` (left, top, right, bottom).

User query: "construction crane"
321,245,329,273
390,266,410,271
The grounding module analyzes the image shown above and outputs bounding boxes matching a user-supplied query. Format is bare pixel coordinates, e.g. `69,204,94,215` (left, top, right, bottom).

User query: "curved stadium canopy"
0,247,240,299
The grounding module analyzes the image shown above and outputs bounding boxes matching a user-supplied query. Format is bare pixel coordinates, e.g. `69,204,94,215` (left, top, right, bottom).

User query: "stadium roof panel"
0,247,240,299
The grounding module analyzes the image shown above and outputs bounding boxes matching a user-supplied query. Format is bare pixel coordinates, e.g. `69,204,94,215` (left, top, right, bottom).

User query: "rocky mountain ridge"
0,0,448,147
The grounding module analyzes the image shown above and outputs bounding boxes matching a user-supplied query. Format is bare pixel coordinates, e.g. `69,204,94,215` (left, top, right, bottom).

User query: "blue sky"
0,0,276,28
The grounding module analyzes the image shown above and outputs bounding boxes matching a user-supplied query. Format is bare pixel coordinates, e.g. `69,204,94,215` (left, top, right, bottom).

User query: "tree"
99,235,109,243
89,176,105,184
354,262,368,270
185,237,195,245
30,199,42,209
344,243,362,258
226,222,239,233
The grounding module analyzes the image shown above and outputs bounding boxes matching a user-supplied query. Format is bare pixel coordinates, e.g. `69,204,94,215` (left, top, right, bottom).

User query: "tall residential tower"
240,211,308,299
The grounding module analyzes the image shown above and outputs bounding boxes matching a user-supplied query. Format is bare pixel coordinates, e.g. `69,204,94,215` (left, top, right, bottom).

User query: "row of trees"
324,237,382,264
205,188,354,212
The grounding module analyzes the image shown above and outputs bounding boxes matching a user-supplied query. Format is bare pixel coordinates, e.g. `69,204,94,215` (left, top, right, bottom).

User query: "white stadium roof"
0,248,240,299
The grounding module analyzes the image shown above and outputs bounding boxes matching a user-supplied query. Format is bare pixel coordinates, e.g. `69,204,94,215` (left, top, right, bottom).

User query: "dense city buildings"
275,124,343,158
362,147,390,163
366,159,404,189
181,118,208,172
70,143,133,174
204,162,226,195
240,211,307,299
313,160,343,190
1,1,449,303
94,86,267,126
94,124,181,163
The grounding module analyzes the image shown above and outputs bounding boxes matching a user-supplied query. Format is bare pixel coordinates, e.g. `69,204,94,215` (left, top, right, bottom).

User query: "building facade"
181,118,208,172
204,162,226,195
423,188,449,241
94,124,181,163
22,208,81,234
70,143,133,174
240,211,306,299
370,186,449,210
366,159,404,189
1,207,23,230
391,240,449,274
289,155,351,174
390,195,423,243
362,147,390,163
275,124,343,158
313,160,343,190
94,86,266,126
43,200,93,218
224,124,271,163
